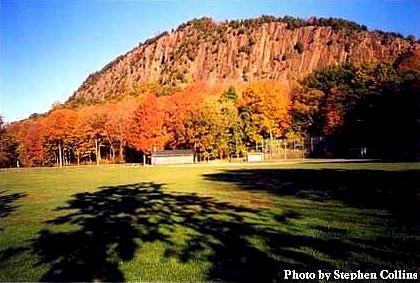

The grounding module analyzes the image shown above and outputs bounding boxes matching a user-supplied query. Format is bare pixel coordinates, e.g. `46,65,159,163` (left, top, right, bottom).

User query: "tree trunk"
284,139,287,160
58,142,63,167
119,140,124,163
110,145,115,163
269,129,273,160
95,139,99,165
98,144,102,164
76,148,80,166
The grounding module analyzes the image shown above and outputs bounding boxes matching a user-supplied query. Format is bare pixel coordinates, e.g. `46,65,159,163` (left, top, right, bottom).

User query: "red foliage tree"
127,94,169,153
9,119,45,167
162,85,205,149
104,97,139,162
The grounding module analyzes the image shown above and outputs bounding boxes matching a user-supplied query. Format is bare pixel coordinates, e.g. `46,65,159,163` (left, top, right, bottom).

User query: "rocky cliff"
67,16,415,105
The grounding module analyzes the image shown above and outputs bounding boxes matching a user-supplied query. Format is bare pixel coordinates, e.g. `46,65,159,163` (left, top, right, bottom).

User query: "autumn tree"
104,97,139,163
9,119,45,167
290,84,325,136
44,109,79,166
183,87,245,160
127,94,169,154
239,81,291,147
184,98,223,160
81,107,108,165
162,85,205,149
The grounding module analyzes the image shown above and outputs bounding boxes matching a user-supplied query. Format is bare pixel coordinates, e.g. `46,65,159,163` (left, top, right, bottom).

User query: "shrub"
344,42,351,53
294,42,304,54
239,45,252,54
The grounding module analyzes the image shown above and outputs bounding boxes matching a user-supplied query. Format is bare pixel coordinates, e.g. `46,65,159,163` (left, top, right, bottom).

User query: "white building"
247,152,264,162
151,150,194,165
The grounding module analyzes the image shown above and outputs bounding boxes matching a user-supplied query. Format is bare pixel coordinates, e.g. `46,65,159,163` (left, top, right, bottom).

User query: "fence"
256,138,305,161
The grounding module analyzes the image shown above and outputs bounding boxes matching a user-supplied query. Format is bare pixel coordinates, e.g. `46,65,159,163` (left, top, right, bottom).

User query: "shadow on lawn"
31,183,261,282
0,191,28,262
204,168,420,222
0,190,26,220
27,176,418,282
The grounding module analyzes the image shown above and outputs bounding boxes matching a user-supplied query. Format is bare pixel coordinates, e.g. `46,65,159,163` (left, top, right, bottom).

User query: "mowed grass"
0,162,419,282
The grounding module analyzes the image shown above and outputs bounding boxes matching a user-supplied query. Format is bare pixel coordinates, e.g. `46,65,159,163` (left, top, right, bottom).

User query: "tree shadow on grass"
203,168,419,275
0,190,26,220
27,178,418,282
204,168,420,223
31,183,264,281
0,191,28,265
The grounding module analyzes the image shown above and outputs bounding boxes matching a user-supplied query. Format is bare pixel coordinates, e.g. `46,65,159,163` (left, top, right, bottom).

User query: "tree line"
1,61,418,167
291,62,418,159
1,81,290,167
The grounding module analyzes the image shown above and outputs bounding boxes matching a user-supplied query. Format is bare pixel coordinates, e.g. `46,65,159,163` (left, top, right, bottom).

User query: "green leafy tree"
294,62,418,159
0,117,19,167
219,88,245,158
185,88,245,160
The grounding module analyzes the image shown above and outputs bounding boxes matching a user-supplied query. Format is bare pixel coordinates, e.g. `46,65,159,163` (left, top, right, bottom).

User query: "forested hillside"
1,16,418,167
67,16,415,106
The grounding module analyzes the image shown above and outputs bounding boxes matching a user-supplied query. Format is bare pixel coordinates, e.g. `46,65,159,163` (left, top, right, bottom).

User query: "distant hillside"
66,16,416,106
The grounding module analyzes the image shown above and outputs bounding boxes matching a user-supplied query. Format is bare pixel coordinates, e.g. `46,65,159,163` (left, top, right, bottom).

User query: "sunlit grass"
0,162,418,281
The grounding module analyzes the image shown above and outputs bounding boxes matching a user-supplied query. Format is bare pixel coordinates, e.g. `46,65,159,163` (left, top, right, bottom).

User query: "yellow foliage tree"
239,80,291,143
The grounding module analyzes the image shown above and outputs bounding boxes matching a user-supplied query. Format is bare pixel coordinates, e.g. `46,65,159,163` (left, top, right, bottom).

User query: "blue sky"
1,0,419,122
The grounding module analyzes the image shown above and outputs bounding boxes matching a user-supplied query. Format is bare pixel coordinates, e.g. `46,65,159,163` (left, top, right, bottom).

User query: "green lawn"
1,162,419,282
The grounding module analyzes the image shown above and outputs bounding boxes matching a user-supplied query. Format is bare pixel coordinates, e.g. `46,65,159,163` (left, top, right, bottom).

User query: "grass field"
0,161,419,282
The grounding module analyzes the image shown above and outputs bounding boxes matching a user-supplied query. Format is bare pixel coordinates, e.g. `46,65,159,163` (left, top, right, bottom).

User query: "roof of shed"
152,149,194,157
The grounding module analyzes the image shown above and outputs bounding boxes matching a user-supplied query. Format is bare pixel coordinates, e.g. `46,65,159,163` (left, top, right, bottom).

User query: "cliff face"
67,17,414,105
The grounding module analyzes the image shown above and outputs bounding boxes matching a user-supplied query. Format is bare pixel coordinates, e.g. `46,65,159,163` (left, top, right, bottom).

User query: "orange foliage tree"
80,106,108,165
103,97,139,162
44,109,79,167
127,94,169,153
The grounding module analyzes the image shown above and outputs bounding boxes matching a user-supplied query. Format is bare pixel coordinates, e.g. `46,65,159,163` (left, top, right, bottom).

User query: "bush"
294,42,304,54
239,45,252,54
344,42,351,53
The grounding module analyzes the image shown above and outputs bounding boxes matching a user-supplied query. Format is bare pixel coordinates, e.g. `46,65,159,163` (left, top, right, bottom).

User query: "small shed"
151,150,194,165
247,152,264,162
